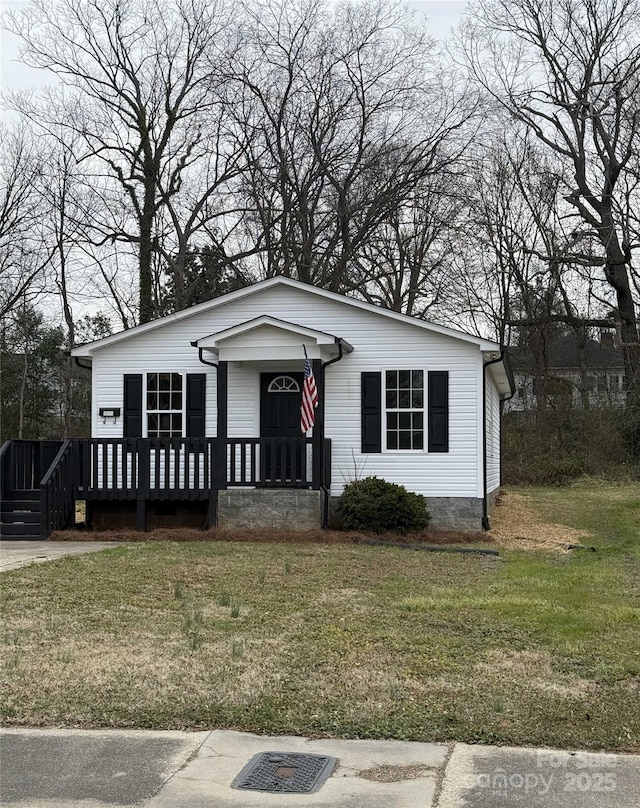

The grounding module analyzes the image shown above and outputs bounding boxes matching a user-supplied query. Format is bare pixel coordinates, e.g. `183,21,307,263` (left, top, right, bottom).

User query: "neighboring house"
507,331,625,412
62,277,513,531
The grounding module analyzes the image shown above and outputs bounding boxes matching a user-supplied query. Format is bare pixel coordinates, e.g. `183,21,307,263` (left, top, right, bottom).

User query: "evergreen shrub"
338,476,430,534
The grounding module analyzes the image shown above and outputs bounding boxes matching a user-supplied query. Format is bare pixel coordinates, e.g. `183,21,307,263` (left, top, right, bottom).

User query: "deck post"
136,500,147,531
311,358,324,489
207,490,218,529
216,361,228,490
136,439,149,531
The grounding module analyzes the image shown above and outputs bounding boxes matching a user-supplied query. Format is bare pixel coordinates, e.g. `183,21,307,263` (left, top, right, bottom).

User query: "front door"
260,373,304,483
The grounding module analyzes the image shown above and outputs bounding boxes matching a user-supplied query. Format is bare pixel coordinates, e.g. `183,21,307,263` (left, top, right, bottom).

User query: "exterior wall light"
99,407,121,424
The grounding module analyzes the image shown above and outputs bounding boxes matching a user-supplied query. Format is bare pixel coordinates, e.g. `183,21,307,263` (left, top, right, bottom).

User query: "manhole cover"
231,751,336,794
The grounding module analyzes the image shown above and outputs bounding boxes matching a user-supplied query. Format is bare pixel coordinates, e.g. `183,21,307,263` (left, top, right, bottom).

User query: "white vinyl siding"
486,374,501,493
90,284,486,498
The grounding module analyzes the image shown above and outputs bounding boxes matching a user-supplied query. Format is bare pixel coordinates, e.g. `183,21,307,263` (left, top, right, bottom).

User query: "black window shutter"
123,374,143,438
361,372,382,453
428,371,449,452
186,374,206,437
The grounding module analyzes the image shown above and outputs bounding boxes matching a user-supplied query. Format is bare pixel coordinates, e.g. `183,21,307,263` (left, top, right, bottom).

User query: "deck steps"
1,490,42,541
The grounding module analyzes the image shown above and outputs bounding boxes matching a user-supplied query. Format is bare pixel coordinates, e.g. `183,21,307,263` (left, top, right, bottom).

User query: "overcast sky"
0,0,468,95
409,0,468,37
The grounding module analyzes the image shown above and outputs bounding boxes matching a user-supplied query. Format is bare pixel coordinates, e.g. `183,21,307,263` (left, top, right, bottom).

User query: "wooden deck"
1,438,331,539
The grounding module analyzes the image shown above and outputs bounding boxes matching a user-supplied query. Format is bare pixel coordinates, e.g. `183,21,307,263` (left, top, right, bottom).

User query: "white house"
69,277,514,531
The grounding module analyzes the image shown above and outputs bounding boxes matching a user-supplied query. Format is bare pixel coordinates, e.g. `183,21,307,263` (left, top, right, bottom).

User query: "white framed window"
146,372,184,437
384,369,424,450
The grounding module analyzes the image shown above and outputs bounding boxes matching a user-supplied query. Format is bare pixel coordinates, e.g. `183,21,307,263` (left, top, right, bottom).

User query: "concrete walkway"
0,541,121,572
1,728,638,807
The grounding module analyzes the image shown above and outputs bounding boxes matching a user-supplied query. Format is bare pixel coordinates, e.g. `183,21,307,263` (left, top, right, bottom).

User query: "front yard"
1,480,639,751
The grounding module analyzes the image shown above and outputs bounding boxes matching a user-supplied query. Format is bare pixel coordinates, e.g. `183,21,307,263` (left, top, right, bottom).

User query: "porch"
0,437,332,539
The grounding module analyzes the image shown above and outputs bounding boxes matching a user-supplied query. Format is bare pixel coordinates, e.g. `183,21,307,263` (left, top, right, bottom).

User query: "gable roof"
71,276,501,357
194,315,353,351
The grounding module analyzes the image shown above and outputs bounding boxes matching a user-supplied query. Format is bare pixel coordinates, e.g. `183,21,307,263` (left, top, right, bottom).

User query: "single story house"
0,277,514,538
64,277,513,532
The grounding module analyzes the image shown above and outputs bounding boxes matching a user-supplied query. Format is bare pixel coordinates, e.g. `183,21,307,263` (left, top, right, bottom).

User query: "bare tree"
234,0,477,295
0,124,52,319
34,136,92,435
353,176,466,317
461,0,640,408
6,0,242,322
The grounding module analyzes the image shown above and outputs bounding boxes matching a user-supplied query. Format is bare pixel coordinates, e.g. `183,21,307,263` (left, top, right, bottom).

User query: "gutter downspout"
192,344,219,369
320,338,348,527
482,351,507,531
64,349,92,372
193,344,219,529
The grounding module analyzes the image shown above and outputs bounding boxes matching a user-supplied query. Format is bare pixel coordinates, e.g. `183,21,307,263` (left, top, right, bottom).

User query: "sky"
409,0,468,38
0,1,469,97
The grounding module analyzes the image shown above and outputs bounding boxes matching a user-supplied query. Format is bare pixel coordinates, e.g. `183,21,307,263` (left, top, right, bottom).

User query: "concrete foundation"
217,489,324,530
423,497,484,530
90,488,498,533
328,494,494,532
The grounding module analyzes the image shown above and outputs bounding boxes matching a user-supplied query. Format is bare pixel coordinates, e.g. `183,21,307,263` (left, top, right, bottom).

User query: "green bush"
338,476,430,534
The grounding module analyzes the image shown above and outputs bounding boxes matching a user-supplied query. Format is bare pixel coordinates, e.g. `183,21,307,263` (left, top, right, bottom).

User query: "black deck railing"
75,438,216,500
0,441,10,502
40,440,75,538
3,437,332,537
2,439,63,492
227,437,315,487
72,437,331,495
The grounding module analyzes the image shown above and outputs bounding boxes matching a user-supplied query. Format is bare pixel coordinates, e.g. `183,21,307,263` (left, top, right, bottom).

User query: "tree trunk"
604,253,640,410
139,181,155,324
18,343,28,440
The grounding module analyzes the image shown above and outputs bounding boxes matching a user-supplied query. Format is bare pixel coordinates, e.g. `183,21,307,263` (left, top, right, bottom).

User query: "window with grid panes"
385,370,424,449
146,373,183,437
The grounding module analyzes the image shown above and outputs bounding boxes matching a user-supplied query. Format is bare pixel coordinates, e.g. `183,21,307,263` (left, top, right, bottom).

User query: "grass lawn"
1,480,639,751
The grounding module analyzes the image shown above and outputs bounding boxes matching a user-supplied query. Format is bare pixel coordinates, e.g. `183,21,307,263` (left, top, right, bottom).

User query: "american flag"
300,358,318,433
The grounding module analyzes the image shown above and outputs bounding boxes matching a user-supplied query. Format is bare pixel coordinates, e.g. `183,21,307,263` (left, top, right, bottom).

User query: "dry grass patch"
475,649,596,698
489,490,589,551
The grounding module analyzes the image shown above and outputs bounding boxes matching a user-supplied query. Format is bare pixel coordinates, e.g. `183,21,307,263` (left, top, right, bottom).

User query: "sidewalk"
1,727,639,807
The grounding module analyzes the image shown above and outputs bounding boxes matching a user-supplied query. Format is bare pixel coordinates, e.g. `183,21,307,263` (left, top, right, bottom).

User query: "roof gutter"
482,350,508,531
